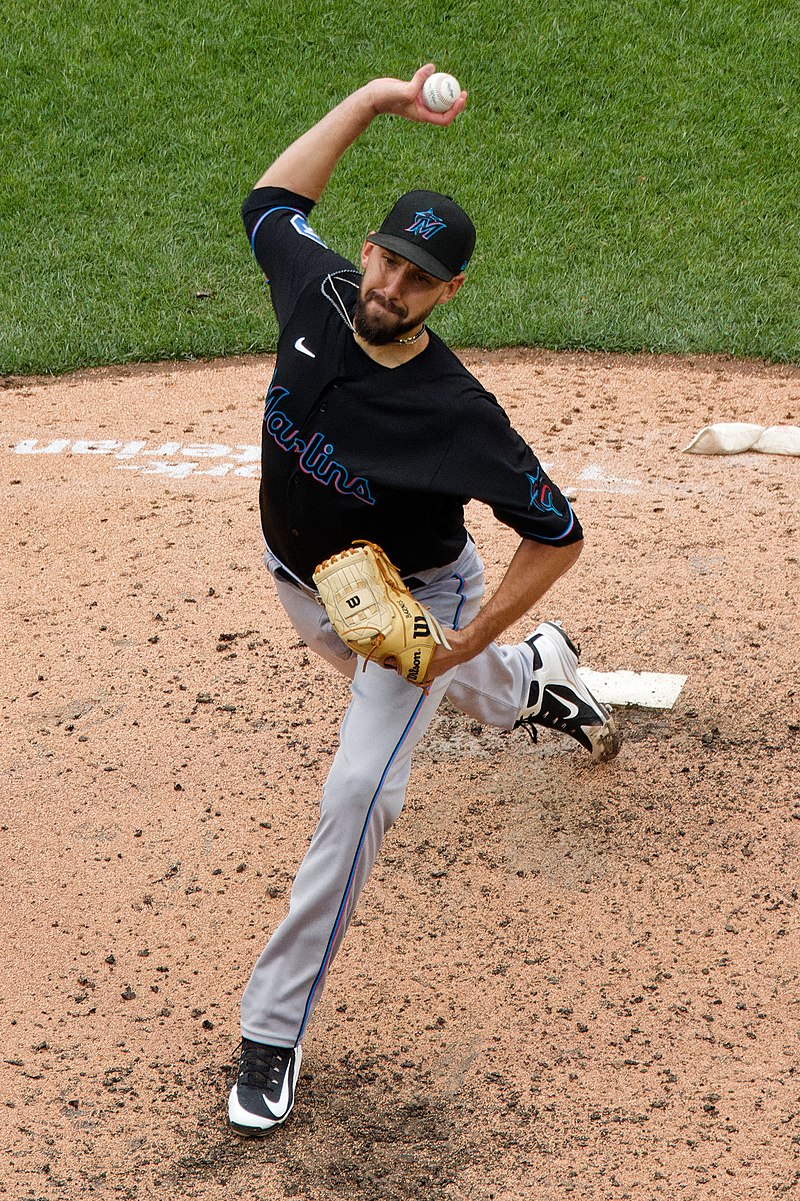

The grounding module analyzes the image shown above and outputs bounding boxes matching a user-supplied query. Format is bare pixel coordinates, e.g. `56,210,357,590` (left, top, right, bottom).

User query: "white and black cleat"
228,1038,302,1137
515,621,621,764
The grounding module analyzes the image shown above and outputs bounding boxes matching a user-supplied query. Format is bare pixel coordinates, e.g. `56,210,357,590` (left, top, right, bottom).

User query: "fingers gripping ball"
313,541,451,687
422,72,461,113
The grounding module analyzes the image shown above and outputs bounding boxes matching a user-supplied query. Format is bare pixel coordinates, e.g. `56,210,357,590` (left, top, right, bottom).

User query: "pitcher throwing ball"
228,63,621,1136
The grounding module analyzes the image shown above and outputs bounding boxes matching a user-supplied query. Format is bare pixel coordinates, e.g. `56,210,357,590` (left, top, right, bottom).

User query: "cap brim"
366,233,454,282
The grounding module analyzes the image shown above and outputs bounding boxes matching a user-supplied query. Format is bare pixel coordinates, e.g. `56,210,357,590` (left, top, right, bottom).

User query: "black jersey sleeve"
241,186,354,331
429,387,583,546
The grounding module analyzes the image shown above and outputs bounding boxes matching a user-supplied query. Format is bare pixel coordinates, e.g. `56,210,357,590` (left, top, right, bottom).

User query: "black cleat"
515,622,621,763
228,1038,302,1136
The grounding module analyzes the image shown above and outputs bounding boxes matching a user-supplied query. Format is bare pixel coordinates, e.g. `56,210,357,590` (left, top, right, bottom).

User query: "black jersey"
242,186,582,585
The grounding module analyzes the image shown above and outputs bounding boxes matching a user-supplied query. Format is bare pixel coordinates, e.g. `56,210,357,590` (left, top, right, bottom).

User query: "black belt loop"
274,566,296,587
274,565,323,604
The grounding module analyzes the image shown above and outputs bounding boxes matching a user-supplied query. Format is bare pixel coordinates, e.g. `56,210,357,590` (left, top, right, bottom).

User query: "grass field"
3,0,800,373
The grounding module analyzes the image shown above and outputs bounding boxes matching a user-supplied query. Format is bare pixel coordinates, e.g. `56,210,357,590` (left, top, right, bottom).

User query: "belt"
275,566,426,593
274,566,320,599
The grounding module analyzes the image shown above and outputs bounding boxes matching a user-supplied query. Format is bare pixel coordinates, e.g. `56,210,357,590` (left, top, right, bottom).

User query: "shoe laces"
515,717,539,744
238,1039,292,1092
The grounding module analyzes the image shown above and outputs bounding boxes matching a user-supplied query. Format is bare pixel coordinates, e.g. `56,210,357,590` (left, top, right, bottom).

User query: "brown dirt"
2,349,798,1201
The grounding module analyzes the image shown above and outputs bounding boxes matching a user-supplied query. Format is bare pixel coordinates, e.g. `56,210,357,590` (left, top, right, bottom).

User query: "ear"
360,237,377,270
436,272,466,305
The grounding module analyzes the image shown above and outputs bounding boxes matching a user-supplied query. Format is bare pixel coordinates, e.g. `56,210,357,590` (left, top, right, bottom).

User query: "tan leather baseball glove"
312,540,450,687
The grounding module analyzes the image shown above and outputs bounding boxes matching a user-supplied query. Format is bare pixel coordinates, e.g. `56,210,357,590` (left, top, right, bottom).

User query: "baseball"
422,72,461,114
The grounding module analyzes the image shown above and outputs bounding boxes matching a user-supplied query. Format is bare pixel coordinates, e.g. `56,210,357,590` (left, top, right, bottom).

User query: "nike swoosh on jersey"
294,337,316,358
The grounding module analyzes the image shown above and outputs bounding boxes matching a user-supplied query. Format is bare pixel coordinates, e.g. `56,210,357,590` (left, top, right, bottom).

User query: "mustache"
364,289,407,319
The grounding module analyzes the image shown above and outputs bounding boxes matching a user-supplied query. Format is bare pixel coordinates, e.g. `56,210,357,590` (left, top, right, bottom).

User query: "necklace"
393,325,427,345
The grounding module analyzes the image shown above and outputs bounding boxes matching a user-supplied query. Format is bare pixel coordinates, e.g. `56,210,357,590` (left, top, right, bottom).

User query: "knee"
323,757,408,832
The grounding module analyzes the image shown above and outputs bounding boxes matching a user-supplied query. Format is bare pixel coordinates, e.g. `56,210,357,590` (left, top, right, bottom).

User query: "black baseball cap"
367,190,476,282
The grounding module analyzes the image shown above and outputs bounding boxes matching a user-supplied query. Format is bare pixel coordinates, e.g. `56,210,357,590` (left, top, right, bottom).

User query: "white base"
577,669,687,710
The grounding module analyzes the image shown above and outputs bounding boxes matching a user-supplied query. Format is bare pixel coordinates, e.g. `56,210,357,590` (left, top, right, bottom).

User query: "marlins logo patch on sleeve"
525,465,576,541
527,465,565,517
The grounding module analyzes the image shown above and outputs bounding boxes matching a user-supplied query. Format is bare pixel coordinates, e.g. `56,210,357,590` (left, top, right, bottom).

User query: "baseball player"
228,65,621,1136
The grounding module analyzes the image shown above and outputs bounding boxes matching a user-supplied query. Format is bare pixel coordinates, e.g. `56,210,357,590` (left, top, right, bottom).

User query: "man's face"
354,241,464,345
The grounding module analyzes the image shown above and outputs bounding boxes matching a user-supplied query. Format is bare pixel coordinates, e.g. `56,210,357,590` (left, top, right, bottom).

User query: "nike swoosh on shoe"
545,689,580,721
261,1070,291,1120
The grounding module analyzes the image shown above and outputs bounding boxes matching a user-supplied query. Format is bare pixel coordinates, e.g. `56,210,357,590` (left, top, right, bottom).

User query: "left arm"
424,536,582,681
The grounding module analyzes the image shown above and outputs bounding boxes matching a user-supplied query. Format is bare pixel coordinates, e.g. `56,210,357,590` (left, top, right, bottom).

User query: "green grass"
2,0,800,373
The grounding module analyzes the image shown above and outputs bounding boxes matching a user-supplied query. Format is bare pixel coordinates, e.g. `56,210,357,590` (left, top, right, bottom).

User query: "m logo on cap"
405,208,447,241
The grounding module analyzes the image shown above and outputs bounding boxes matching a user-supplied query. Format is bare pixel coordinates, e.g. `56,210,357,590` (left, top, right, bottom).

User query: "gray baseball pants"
240,539,533,1047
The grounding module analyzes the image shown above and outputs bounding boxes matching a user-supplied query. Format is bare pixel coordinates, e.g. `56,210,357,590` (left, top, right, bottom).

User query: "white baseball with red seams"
422,72,460,113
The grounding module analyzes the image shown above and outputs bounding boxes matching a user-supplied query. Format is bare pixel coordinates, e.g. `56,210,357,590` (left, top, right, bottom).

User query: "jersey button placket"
289,474,301,536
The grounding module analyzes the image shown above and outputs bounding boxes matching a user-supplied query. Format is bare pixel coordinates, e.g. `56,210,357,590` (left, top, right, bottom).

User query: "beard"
353,289,426,346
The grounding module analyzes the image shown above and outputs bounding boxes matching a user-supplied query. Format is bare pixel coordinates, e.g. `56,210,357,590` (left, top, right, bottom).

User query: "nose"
381,267,404,301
